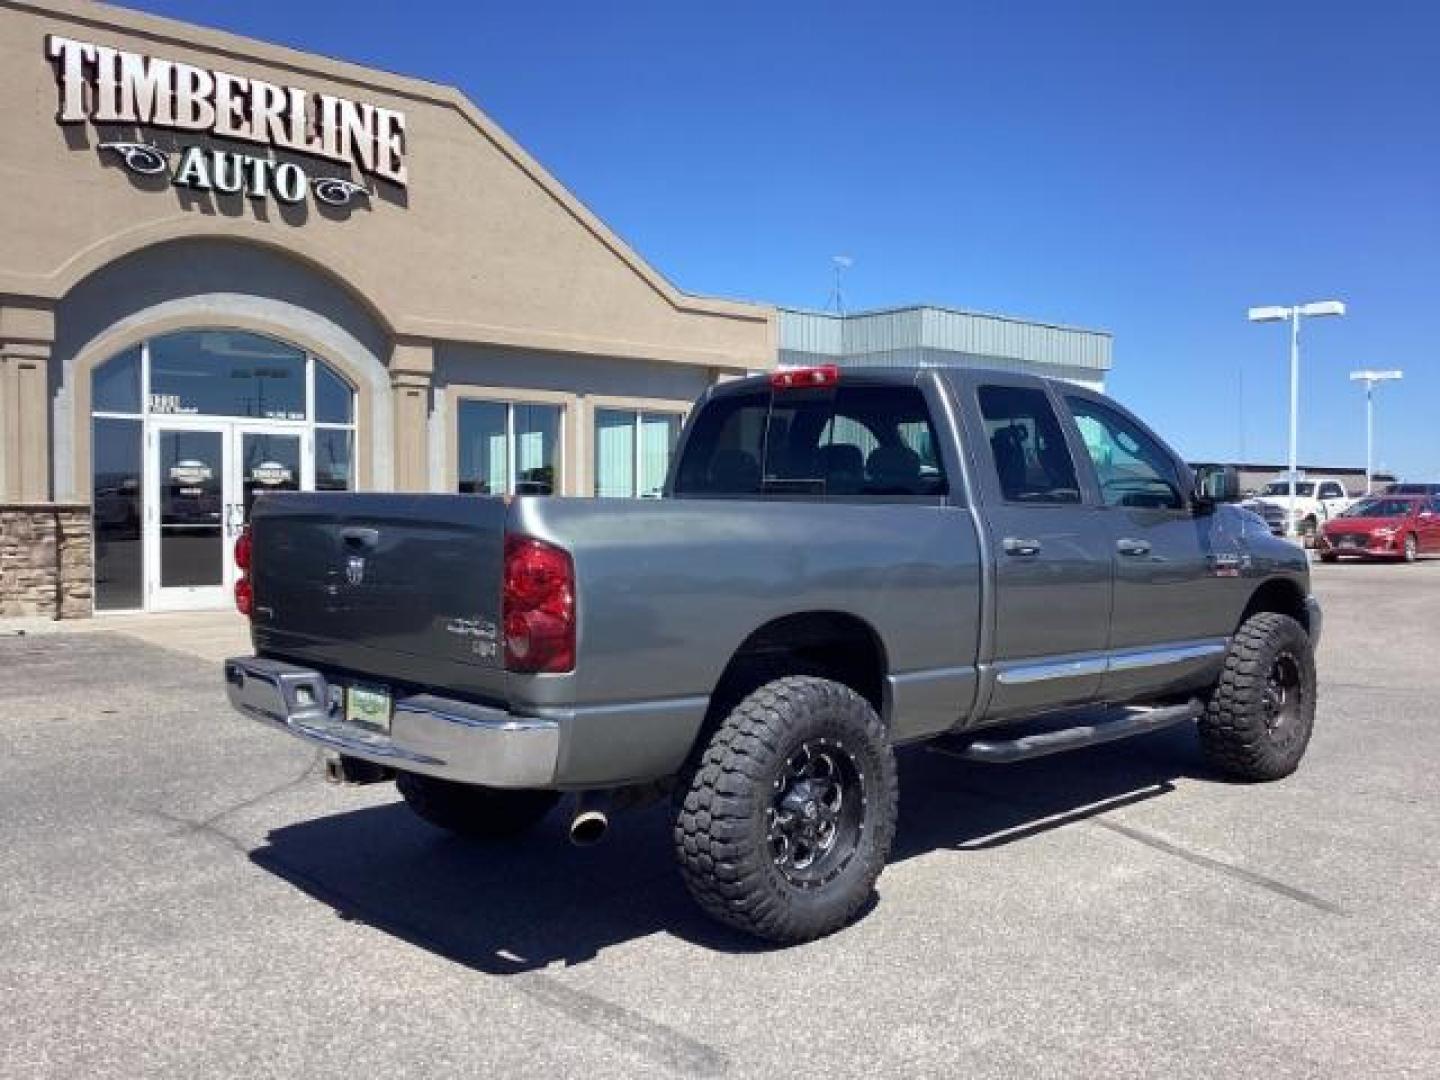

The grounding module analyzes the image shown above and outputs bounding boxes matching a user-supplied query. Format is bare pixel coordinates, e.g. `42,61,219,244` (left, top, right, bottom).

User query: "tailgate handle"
339,527,379,552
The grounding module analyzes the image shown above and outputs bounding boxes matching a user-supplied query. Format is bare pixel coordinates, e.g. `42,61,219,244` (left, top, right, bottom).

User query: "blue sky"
121,0,1439,478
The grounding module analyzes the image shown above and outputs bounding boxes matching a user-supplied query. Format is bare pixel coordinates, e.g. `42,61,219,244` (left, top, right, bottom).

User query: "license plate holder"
345,683,393,734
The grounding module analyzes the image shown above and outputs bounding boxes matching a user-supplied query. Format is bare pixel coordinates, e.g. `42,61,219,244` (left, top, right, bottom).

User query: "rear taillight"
234,528,252,572
234,527,253,618
503,535,575,673
234,575,253,617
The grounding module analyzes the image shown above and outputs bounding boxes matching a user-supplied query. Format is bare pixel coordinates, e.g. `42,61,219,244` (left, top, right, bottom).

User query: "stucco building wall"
0,0,775,615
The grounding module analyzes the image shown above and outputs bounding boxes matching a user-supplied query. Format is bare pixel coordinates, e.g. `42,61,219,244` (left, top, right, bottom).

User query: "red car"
1317,495,1440,562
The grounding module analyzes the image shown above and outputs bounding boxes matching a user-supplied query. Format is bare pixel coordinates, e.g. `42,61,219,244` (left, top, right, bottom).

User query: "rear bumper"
223,656,559,788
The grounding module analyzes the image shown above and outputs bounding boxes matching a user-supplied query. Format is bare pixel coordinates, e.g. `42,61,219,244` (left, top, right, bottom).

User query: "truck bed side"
511,496,982,783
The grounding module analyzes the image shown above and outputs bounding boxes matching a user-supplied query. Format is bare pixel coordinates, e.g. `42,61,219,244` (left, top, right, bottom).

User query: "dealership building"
0,0,1110,618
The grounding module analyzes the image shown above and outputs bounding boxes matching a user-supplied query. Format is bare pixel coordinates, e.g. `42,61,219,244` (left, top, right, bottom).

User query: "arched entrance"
91,328,356,612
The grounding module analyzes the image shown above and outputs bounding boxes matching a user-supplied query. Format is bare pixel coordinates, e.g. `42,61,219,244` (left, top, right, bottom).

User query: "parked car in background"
1384,482,1440,497
1239,497,1287,536
1251,477,1354,539
1317,495,1440,562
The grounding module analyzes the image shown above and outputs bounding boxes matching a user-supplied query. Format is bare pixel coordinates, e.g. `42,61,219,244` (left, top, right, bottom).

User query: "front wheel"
1404,533,1419,562
1199,613,1316,781
673,676,898,944
397,772,559,839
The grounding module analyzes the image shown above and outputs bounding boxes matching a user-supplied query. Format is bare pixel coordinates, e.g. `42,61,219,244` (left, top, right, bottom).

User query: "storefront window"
91,417,143,610
93,346,142,414
315,361,355,424
514,403,560,495
315,428,354,491
457,399,560,496
149,330,307,420
594,409,682,497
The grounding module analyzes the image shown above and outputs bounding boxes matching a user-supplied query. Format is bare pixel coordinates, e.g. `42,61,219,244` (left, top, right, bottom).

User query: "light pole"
1247,300,1346,537
1349,369,1403,494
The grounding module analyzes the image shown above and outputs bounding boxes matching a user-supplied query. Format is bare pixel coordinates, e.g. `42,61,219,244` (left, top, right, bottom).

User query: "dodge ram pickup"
225,365,1321,944
1250,476,1355,538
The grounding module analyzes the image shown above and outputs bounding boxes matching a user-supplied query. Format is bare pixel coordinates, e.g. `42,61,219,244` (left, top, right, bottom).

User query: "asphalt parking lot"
2,560,1437,1079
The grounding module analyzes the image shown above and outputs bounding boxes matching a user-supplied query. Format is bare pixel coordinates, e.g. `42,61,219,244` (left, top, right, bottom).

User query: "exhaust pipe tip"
569,810,609,847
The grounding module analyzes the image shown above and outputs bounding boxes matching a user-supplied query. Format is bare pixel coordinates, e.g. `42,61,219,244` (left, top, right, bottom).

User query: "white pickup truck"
1249,477,1355,538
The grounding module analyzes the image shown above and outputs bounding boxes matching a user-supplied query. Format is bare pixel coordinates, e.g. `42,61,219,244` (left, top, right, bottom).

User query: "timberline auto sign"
46,35,407,209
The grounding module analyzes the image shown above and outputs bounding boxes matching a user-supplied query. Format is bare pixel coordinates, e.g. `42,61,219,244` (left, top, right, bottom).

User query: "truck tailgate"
248,492,509,701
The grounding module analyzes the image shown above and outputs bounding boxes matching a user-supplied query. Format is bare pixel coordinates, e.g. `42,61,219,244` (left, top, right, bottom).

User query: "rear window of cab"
673,383,948,501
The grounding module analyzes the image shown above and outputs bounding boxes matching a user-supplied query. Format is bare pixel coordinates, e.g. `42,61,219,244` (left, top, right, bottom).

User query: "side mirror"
1192,463,1241,507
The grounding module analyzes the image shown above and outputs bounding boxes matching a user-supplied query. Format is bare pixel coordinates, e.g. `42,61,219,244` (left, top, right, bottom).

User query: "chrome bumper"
223,656,559,788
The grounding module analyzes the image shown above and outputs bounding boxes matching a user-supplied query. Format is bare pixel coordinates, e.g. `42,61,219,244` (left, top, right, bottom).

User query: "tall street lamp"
1247,300,1347,537
1349,369,1403,494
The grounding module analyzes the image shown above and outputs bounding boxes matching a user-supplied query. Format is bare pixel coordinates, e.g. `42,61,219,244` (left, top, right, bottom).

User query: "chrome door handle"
1117,537,1152,556
1003,536,1042,557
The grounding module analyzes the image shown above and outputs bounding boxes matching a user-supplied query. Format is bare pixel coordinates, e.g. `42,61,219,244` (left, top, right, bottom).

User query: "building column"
390,338,434,492
0,300,57,502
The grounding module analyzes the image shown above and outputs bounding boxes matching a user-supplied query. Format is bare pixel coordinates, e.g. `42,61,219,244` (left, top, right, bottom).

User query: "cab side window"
1320,482,1345,500
977,385,1080,503
1065,396,1184,511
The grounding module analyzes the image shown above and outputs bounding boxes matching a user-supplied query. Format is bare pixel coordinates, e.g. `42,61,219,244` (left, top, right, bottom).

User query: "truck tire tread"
673,676,898,944
1199,612,1316,781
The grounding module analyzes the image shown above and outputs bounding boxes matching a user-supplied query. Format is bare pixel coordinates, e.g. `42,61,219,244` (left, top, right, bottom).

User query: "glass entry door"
145,422,310,611
148,425,229,611
236,428,303,519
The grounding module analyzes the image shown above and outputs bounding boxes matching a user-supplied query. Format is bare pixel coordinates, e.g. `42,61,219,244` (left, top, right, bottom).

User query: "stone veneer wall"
0,503,92,618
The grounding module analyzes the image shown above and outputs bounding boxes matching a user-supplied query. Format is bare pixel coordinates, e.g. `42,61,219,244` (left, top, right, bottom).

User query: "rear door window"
976,385,1081,504
672,383,948,501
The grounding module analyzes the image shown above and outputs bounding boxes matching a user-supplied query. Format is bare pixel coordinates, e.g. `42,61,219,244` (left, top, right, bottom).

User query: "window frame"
588,399,690,499
451,390,568,498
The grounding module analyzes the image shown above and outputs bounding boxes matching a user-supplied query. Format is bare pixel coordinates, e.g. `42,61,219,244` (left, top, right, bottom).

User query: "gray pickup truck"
224,366,1320,944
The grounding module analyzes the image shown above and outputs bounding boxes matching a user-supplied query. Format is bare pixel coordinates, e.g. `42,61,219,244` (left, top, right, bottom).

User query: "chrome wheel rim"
767,738,866,889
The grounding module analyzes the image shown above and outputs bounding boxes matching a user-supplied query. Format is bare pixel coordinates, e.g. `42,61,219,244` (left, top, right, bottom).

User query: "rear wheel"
1199,613,1316,781
673,676,898,944
396,772,559,839
1318,552,1338,563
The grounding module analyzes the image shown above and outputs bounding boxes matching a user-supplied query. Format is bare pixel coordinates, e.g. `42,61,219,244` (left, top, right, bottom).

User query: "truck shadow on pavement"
249,724,1210,972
